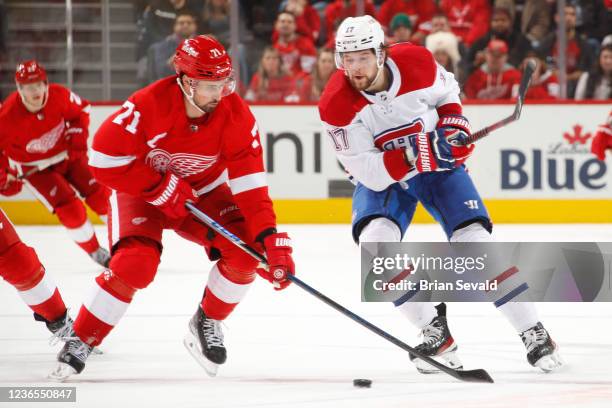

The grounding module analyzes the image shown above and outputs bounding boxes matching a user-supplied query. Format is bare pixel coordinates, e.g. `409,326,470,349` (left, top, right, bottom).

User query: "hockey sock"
201,263,254,320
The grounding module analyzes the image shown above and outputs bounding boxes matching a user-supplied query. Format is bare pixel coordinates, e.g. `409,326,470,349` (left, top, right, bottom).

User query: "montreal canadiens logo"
145,148,219,178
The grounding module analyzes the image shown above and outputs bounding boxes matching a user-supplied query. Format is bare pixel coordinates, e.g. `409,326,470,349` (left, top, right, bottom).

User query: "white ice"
1,224,611,408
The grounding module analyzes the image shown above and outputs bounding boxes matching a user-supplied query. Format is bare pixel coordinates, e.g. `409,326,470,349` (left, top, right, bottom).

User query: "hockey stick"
458,58,537,146
185,202,494,384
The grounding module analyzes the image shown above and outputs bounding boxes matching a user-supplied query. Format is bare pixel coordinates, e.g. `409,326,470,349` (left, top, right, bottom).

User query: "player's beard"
348,70,377,91
198,99,219,113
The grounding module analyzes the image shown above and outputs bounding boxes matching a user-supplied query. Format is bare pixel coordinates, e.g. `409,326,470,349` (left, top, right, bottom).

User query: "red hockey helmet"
174,35,233,80
15,60,48,84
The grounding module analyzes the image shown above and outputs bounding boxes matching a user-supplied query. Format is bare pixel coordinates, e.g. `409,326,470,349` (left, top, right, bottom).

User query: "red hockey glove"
142,172,197,219
405,130,474,173
0,167,23,196
257,232,295,290
591,125,612,161
437,114,474,166
65,125,89,161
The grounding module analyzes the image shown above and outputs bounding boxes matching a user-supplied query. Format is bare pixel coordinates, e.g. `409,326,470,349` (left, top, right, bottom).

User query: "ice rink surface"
1,224,611,408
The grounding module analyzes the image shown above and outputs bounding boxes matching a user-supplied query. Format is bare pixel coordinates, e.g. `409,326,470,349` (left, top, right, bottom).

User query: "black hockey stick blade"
185,202,495,384
462,58,537,145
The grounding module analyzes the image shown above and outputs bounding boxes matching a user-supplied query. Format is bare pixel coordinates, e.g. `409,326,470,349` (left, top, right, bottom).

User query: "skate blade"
413,350,463,374
535,350,564,373
183,332,219,377
48,362,77,382
91,347,103,356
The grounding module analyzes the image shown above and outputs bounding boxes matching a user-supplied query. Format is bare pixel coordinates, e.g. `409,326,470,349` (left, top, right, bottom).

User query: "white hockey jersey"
318,42,464,192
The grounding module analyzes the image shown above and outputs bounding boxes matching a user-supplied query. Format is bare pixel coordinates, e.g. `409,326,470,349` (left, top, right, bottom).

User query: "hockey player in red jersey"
49,35,295,381
319,15,562,374
0,61,110,267
591,110,612,161
0,167,74,344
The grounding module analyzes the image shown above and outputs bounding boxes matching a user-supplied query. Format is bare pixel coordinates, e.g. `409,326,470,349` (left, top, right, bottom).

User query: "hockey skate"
34,311,74,346
48,336,93,381
183,306,226,377
520,322,563,372
89,247,111,268
409,304,463,374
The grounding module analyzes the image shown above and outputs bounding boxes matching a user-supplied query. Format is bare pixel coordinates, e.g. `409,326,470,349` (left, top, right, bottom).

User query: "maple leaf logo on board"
563,124,591,145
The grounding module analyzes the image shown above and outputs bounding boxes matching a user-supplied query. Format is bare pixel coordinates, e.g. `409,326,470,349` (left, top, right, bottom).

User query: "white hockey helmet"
334,15,385,70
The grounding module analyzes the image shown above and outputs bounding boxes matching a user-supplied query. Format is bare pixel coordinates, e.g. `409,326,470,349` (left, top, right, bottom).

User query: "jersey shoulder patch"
388,43,437,94
318,71,369,127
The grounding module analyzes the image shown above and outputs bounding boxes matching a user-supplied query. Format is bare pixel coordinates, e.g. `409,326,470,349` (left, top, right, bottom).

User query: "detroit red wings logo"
25,121,65,154
145,149,218,178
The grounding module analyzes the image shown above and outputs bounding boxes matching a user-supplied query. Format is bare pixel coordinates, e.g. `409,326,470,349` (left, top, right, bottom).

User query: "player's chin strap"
17,82,49,113
176,76,206,116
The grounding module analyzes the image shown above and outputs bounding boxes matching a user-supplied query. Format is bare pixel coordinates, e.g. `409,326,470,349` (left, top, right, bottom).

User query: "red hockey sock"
201,263,254,320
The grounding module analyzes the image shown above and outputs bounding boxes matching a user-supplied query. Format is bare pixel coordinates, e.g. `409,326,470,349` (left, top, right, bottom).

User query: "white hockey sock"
396,302,438,329
359,217,401,242
496,302,539,333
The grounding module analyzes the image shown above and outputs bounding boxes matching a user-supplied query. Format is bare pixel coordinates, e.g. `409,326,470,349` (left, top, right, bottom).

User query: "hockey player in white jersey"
318,15,563,373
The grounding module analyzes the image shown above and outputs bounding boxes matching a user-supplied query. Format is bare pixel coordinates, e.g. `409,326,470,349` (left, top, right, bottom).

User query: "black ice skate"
48,336,93,381
183,306,226,377
520,322,563,372
89,247,111,267
409,303,463,374
34,311,74,345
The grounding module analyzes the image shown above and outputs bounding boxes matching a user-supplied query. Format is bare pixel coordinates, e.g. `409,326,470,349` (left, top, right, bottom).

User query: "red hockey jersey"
0,84,90,168
88,76,276,240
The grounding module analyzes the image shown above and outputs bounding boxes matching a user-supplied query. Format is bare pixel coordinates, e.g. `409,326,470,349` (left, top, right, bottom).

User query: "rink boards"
2,102,610,224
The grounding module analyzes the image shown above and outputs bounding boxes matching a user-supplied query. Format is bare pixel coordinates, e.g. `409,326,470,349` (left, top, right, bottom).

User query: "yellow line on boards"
1,199,611,224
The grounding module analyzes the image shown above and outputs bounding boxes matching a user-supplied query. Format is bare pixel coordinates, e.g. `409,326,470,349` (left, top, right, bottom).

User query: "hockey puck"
353,379,372,388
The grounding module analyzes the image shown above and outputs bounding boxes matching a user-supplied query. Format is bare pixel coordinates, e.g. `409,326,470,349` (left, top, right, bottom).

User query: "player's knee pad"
108,238,161,290
55,197,87,228
84,185,110,216
450,222,494,243
0,242,43,289
218,245,259,277
217,259,256,284
359,217,401,243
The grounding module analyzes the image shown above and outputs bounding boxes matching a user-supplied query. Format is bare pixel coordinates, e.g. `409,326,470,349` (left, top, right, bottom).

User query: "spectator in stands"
573,0,610,44
273,11,317,74
494,0,552,46
574,43,612,100
377,0,436,44
324,0,376,45
388,13,413,44
523,53,560,99
536,4,594,98
426,31,462,78
245,46,301,103
282,0,321,43
426,13,468,61
297,48,336,101
466,7,532,76
465,39,521,99
136,0,200,84
438,0,491,46
146,11,197,84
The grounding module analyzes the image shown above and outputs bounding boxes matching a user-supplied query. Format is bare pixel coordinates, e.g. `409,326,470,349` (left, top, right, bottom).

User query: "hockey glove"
437,114,474,166
65,124,89,161
142,171,197,219
256,231,295,290
591,125,612,161
405,130,474,173
0,167,23,196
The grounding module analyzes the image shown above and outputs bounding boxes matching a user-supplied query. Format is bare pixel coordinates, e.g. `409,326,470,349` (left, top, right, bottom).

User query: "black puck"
353,379,372,388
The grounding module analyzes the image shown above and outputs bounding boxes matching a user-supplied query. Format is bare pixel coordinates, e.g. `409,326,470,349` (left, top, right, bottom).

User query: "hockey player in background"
49,35,295,380
318,16,562,373
0,61,110,267
591,110,612,161
0,167,73,345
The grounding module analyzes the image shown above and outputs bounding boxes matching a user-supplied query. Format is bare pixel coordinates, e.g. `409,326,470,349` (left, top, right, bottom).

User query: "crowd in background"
3,0,609,102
